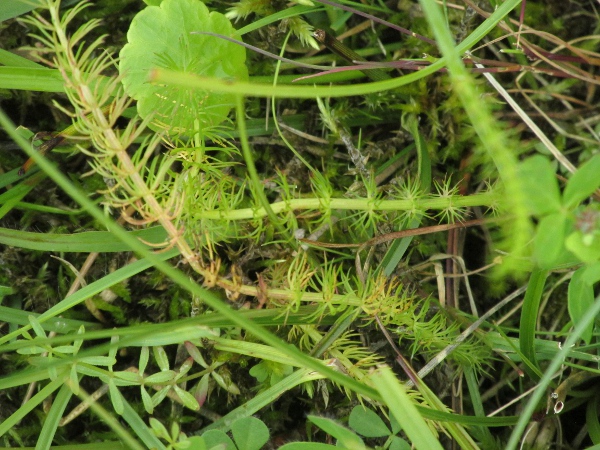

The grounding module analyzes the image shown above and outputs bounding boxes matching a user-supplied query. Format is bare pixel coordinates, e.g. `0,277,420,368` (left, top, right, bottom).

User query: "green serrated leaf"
563,154,600,208
231,416,269,450
307,416,365,449
174,385,200,411
348,406,390,438
141,386,154,414
568,266,595,345
517,155,562,216
153,346,170,371
139,346,150,374
145,370,177,384
119,0,248,135
114,370,143,383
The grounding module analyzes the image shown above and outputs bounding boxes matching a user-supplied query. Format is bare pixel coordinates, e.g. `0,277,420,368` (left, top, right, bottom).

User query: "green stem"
0,106,381,409
195,191,497,220
151,0,522,99
313,29,390,82
235,95,291,241
418,0,531,271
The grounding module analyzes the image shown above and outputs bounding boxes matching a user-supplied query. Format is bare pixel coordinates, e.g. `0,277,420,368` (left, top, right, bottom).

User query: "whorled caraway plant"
21,0,280,302
22,0,218,277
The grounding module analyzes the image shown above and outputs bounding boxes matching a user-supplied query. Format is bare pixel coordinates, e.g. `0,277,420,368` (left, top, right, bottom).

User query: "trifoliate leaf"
231,417,269,450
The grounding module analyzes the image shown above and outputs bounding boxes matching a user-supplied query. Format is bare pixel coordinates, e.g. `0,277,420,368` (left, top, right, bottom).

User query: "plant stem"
195,191,497,220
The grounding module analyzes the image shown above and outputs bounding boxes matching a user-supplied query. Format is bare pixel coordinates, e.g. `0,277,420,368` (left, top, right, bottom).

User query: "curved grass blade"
507,293,600,449
0,376,65,438
371,366,445,450
0,225,168,252
519,269,548,380
36,381,73,450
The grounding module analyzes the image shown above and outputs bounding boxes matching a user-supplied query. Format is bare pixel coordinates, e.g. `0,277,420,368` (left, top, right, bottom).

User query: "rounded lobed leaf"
202,430,236,450
119,0,248,135
231,416,269,450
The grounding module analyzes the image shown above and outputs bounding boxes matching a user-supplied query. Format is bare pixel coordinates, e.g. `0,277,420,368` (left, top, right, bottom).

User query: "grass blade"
519,269,549,379
507,293,600,449
371,366,444,450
